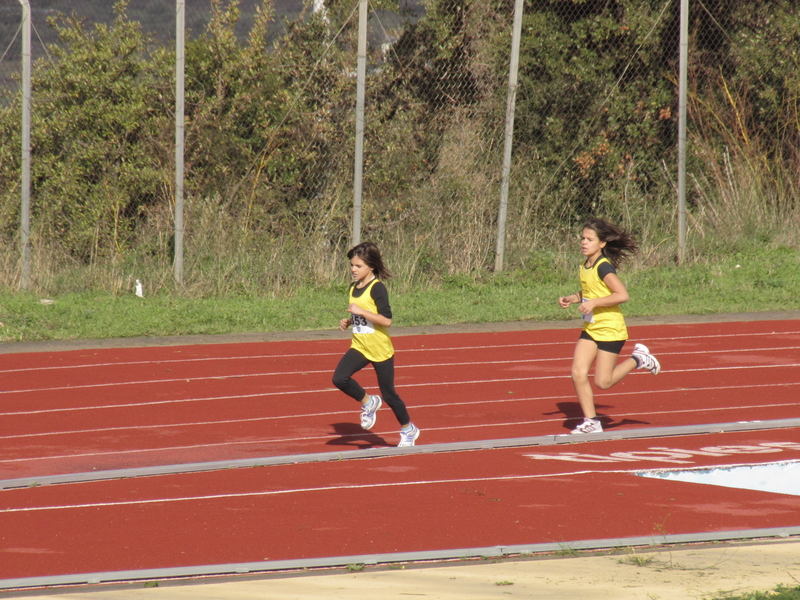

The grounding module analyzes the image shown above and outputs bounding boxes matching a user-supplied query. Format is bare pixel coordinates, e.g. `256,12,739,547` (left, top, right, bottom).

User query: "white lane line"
0,373,568,398
2,329,799,375
0,343,573,374
3,346,800,396
12,344,796,386
0,468,653,513
0,356,579,395
3,362,800,418
1,393,797,465
2,459,784,514
2,387,799,442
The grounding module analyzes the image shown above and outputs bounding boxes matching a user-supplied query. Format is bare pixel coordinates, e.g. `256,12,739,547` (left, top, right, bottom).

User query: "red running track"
2,320,800,480
2,428,800,579
2,319,800,582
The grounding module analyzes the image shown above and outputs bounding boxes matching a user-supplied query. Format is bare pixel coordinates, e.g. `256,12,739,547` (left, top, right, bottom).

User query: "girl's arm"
578,273,629,315
348,303,392,327
348,281,393,328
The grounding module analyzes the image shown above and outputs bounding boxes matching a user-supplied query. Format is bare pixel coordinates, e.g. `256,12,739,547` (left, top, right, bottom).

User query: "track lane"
2,428,799,580
2,321,800,479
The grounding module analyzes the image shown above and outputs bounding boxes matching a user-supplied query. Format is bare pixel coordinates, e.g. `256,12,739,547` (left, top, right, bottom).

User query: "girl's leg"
332,348,371,403
371,356,411,426
571,338,599,418
593,352,637,390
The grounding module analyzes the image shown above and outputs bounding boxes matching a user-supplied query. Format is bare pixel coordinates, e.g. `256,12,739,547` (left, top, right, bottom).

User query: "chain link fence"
682,0,800,251
0,0,798,295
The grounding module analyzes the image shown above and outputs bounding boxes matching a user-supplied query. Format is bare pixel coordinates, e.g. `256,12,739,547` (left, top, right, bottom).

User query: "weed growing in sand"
704,584,800,599
617,551,657,567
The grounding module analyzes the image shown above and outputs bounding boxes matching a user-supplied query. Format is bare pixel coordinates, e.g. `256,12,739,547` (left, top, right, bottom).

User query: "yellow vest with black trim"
579,256,628,342
349,279,395,362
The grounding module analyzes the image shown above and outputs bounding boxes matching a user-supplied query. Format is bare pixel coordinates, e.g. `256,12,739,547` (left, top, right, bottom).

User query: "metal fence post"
352,0,367,248
495,0,524,272
677,0,689,264
174,0,185,285
18,0,31,290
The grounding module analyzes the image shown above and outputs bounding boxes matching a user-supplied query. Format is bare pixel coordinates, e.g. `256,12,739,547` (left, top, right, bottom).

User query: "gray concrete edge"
2,527,799,592
3,418,799,490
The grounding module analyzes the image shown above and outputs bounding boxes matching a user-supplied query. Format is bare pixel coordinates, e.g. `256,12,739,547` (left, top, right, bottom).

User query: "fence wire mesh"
0,0,798,294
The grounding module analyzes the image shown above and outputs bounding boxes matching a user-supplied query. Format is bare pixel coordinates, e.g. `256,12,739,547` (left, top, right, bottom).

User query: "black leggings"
332,348,411,426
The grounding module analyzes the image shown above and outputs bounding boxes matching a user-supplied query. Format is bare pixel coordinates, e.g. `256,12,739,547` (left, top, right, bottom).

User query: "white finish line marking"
639,460,800,496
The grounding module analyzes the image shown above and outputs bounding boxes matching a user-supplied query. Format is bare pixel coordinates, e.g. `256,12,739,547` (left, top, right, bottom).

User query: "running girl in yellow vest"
558,219,660,434
332,242,420,447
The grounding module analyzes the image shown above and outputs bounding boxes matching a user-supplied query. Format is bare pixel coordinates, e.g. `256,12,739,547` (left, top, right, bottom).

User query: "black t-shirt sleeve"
370,281,393,319
597,261,617,280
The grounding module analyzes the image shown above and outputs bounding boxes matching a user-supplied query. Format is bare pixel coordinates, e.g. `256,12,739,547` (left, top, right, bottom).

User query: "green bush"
0,0,799,296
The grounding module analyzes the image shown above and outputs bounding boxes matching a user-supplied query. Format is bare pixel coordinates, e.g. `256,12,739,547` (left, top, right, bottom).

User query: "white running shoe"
632,343,661,375
571,418,603,434
360,395,382,430
398,424,420,447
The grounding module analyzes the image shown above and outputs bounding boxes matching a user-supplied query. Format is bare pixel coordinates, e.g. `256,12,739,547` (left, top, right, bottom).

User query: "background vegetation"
0,0,799,340
1,244,797,342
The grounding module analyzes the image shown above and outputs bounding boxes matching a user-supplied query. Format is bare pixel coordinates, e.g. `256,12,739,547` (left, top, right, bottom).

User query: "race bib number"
352,313,374,334
581,297,595,324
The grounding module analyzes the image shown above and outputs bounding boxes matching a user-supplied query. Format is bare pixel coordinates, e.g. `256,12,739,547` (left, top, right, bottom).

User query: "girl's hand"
347,303,366,316
578,298,595,315
558,293,579,309
339,317,352,331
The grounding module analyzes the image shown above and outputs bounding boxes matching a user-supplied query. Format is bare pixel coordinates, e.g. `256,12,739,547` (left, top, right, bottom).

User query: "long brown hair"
347,242,391,279
583,218,638,268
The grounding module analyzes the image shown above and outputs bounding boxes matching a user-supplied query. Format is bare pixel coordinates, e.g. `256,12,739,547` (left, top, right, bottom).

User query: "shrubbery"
0,0,798,295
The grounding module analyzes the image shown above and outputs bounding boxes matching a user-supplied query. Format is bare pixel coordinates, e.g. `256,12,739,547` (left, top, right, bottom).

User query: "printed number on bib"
581,297,595,324
352,314,375,334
